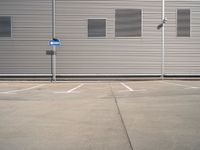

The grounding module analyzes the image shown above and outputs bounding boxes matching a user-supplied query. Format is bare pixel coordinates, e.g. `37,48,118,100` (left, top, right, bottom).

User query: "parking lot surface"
0,80,200,150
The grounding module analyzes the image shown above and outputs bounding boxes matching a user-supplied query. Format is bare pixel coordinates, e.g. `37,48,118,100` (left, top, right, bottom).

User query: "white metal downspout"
52,0,56,82
161,0,165,79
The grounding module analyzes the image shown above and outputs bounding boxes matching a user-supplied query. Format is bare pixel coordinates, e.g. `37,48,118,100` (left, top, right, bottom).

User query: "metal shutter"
0,16,11,37
88,19,106,37
177,9,190,37
115,9,142,37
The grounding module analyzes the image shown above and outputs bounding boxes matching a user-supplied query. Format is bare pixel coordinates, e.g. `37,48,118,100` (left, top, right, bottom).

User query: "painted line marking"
161,81,199,89
54,84,84,94
120,82,146,92
120,82,134,91
0,84,46,94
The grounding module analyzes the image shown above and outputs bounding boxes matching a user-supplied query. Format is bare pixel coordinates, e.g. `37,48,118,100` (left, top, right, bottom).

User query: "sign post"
45,0,60,82
52,0,56,82
48,38,60,81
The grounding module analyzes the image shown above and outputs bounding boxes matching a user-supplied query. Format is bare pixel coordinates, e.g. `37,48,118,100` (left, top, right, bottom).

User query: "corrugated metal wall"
0,0,200,76
0,0,52,74
165,0,200,75
56,0,162,75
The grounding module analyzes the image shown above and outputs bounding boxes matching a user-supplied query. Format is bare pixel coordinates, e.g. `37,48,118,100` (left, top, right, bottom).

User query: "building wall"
0,0,52,74
165,0,200,75
0,0,200,76
56,0,162,75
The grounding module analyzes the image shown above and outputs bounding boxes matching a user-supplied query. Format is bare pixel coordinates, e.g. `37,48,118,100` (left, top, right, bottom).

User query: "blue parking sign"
49,38,60,46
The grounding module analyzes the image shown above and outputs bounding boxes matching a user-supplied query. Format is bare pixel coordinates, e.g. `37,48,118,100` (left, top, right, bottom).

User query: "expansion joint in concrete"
109,83,134,150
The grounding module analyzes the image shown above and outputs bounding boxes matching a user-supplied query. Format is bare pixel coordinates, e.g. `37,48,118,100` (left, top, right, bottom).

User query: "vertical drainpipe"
52,0,56,82
161,0,165,79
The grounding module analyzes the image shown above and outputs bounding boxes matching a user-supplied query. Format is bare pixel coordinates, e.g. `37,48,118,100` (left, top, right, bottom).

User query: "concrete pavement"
0,80,200,150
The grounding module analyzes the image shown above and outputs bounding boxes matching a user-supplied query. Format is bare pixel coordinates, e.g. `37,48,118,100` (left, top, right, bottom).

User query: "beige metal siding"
165,1,200,75
0,0,52,74
56,0,162,75
0,0,200,76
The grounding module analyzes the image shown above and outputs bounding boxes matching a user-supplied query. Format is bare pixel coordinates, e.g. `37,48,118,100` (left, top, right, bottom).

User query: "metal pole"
52,0,56,82
161,0,165,79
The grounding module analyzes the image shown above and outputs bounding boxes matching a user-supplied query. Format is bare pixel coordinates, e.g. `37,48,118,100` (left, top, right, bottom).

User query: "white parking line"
120,82,134,91
161,81,199,89
67,84,84,93
54,84,84,94
0,84,46,94
120,82,146,92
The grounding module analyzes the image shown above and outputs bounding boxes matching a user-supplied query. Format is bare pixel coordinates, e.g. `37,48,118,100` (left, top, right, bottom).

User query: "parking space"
0,80,200,150
0,83,45,94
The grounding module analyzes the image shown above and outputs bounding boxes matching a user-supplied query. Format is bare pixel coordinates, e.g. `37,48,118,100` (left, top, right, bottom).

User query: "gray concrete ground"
0,80,200,150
